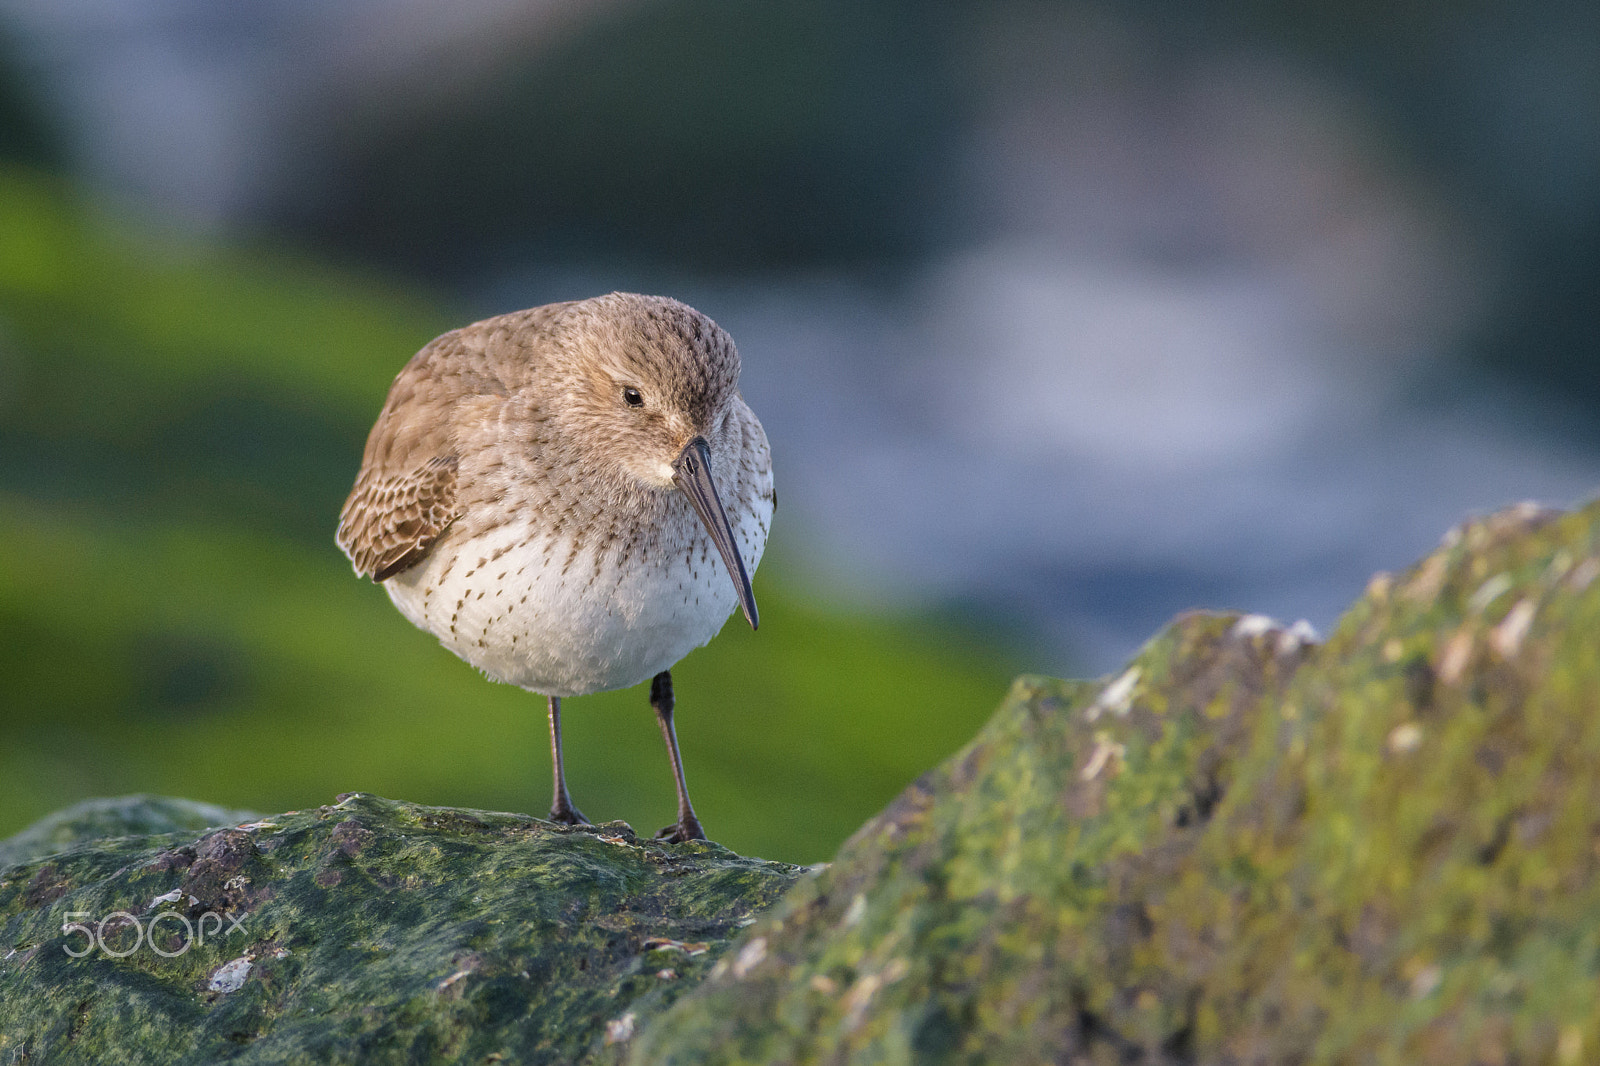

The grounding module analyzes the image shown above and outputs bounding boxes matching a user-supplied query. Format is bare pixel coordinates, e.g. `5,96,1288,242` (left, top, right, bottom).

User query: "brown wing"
337,328,479,582
337,453,462,581
337,302,576,581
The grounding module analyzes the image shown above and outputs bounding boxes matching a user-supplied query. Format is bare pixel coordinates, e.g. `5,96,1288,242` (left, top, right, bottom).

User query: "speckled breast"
381,494,770,698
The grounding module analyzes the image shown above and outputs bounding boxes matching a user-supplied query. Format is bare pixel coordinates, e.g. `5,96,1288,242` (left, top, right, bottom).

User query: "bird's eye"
622,386,644,408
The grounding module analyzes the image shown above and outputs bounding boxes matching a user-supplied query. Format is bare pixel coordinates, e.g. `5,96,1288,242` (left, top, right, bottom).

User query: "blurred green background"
0,163,1015,863
1,0,1595,863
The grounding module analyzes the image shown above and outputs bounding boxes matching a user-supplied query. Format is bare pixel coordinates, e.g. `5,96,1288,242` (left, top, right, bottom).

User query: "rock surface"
0,794,802,1064
0,795,260,870
4,499,1599,1064
632,500,1600,1064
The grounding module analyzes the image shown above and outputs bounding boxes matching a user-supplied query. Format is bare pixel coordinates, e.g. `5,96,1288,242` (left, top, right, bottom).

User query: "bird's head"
549,292,758,629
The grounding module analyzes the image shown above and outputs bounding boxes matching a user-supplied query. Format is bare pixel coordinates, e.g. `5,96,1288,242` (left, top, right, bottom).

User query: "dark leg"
547,695,589,826
650,671,706,843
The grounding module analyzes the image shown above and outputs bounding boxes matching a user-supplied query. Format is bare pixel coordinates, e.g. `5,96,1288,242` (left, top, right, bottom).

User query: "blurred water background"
1,0,1596,862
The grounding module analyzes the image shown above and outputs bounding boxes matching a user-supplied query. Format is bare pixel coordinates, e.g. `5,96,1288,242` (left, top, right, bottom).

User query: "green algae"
1182,502,1600,1065
0,793,803,1064
0,795,259,870
633,500,1600,1065
7,499,1599,1064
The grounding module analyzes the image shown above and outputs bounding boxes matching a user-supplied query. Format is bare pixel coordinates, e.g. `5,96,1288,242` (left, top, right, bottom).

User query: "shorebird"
336,293,772,842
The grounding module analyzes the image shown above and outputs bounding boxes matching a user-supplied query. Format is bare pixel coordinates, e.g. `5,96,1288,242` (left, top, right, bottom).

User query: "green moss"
0,795,259,869
5,499,1598,1062
0,794,802,1064
1179,503,1600,1064
635,501,1600,1064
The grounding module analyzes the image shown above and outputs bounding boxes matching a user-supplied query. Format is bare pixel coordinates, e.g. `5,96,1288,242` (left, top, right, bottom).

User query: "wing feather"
337,454,462,582
337,304,572,581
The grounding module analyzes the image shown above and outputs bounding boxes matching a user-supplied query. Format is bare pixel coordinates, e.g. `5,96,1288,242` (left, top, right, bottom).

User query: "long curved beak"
672,436,759,630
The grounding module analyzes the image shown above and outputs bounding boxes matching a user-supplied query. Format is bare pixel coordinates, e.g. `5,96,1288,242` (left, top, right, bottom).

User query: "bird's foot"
653,816,705,844
549,803,591,826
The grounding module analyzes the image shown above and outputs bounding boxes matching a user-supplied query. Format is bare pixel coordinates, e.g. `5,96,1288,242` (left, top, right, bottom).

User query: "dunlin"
336,293,772,842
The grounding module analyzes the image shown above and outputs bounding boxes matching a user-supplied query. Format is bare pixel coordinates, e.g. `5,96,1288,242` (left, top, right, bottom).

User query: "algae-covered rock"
633,500,1600,1064
0,795,259,870
0,793,802,1064
6,500,1598,1064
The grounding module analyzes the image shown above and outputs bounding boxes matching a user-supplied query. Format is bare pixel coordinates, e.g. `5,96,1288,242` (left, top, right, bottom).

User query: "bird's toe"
549,804,591,826
653,819,706,844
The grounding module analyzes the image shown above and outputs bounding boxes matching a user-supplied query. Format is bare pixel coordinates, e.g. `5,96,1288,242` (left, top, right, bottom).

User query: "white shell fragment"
208,956,252,994
1088,666,1141,722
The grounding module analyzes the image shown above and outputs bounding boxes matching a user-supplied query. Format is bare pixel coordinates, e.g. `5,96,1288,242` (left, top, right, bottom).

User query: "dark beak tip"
674,437,760,636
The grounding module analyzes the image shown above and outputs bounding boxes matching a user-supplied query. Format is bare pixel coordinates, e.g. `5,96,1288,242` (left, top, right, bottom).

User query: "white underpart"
384,492,771,698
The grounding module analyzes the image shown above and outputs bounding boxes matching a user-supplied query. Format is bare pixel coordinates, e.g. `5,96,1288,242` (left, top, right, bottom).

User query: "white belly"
382,508,767,697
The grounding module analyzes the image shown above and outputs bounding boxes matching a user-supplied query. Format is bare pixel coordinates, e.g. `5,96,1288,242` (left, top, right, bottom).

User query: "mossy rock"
0,794,803,1064
0,795,260,870
632,500,1600,1064
6,499,1599,1064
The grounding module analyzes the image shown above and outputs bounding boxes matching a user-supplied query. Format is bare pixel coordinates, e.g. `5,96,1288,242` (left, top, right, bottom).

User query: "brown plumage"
336,293,772,843
340,454,461,582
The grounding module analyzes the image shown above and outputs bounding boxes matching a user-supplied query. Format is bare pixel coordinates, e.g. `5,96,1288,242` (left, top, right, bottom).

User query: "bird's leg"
650,671,706,843
546,695,589,826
